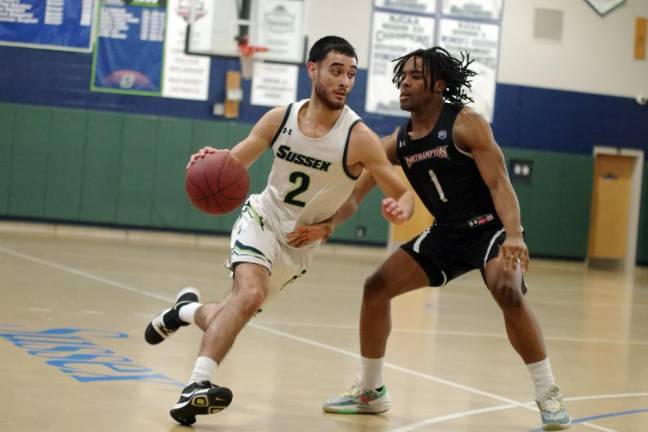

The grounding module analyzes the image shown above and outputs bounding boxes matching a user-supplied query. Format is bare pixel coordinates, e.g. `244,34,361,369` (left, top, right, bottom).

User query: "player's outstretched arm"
328,129,402,227
348,124,414,224
454,108,529,271
186,106,288,169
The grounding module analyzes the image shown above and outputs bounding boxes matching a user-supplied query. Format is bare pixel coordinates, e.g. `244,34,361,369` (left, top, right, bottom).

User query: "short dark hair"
392,47,476,107
307,35,357,63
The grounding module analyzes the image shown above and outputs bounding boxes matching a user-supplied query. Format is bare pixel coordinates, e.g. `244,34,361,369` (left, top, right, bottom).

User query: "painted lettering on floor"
0,326,182,386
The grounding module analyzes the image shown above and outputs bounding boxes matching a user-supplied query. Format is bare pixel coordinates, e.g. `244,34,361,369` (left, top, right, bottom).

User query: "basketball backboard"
249,0,306,64
183,0,306,64
182,0,245,58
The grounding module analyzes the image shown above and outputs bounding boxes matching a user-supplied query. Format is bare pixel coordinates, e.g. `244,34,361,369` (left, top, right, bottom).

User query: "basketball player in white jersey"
143,36,415,426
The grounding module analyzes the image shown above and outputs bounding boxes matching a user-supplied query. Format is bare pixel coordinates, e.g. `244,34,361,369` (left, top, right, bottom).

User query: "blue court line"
529,408,648,431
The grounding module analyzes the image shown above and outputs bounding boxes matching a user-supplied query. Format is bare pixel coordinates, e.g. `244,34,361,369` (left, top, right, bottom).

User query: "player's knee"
237,285,266,317
489,280,522,308
364,272,392,301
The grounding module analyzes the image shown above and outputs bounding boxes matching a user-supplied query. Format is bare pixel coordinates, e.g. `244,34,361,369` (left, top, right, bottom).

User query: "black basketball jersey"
396,103,500,231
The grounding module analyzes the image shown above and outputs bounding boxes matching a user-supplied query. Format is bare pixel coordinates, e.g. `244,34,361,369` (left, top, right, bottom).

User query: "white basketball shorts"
229,200,315,306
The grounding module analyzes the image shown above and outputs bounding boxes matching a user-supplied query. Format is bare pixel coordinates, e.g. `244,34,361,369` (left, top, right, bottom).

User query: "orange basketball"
185,151,249,215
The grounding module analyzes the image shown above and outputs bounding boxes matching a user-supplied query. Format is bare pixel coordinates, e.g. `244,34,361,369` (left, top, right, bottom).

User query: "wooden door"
588,154,635,262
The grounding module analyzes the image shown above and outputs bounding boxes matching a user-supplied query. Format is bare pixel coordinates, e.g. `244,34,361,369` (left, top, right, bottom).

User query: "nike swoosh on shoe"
180,388,208,398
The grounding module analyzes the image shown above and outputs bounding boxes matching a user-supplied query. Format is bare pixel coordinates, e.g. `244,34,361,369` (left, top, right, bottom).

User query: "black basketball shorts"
400,223,528,293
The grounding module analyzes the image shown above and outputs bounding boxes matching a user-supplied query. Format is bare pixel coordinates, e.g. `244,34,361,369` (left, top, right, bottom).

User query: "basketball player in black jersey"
293,47,570,431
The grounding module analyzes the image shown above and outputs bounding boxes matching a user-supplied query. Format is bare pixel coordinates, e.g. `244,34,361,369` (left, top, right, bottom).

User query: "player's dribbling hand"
287,222,334,248
381,197,409,224
496,235,529,272
186,146,221,169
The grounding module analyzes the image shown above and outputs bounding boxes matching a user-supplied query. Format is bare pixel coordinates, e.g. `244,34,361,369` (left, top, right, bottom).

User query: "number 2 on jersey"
428,169,448,202
284,172,310,207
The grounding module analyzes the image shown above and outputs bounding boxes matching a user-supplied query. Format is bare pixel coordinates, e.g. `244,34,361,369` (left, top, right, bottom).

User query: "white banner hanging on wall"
251,62,299,106
250,0,306,63
366,11,435,117
442,0,503,20
162,0,211,100
439,19,500,122
374,0,437,14
366,0,503,123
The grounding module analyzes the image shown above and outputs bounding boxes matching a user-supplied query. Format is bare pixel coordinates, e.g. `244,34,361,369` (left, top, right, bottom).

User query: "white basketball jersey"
251,99,361,242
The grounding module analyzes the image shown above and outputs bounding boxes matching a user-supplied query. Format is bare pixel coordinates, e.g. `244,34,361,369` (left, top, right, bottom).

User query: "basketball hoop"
238,36,268,80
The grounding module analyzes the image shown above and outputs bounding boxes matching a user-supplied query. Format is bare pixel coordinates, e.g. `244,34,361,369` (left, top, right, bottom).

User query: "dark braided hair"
392,47,476,107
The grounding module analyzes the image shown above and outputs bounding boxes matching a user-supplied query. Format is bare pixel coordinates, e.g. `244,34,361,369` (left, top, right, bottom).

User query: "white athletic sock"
359,356,384,390
188,356,218,384
178,302,202,324
527,358,555,400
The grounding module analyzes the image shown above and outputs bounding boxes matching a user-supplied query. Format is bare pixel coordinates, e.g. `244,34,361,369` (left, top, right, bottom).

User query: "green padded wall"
0,104,15,214
2,102,638,257
151,118,194,229
45,110,87,220
9,106,51,217
0,103,371,239
503,148,593,259
116,116,159,226
557,154,594,257
80,111,124,223
9,106,51,218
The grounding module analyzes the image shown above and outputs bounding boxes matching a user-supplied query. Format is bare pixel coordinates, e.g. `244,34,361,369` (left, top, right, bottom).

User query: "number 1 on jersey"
428,169,448,202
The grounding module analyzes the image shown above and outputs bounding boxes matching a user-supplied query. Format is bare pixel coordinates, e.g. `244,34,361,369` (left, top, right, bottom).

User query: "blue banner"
92,0,165,95
0,0,95,51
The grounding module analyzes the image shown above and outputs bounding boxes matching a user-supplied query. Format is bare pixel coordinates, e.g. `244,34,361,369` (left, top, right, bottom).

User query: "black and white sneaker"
144,287,200,345
170,381,233,426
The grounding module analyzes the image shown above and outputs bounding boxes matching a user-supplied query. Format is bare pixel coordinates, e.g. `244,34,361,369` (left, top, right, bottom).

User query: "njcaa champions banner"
439,18,500,122
366,9,435,117
366,0,503,122
0,0,95,52
92,0,166,95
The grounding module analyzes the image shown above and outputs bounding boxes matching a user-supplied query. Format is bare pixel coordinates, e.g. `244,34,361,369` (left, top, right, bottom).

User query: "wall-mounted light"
509,159,534,185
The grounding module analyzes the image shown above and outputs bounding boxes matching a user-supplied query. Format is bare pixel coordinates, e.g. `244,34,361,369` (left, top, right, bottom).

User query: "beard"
399,99,415,112
314,80,345,110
